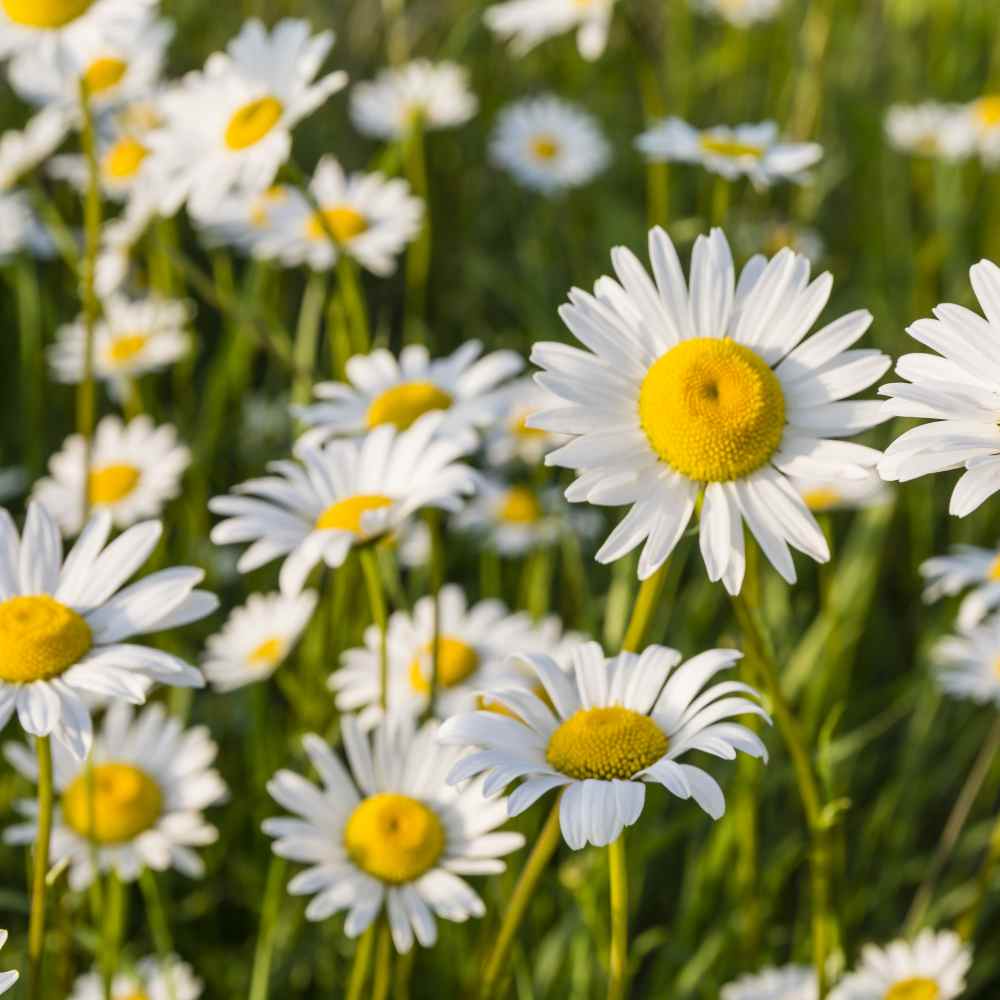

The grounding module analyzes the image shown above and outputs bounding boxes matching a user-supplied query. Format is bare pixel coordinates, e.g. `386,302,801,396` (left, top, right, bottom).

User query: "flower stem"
346,923,376,1000
607,834,629,1000
26,735,53,1000
101,871,126,1000
359,547,389,709
372,918,392,1000
424,511,444,720
139,869,178,1000
291,271,328,408
336,255,370,355
248,856,287,1000
404,120,430,341
620,561,669,653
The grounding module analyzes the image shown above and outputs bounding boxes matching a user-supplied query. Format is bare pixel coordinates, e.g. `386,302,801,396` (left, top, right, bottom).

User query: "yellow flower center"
883,978,940,1000
62,763,163,844
512,414,546,440
224,96,283,151
546,706,668,781
250,186,287,227
976,96,1000,129
2,0,91,28
83,57,127,96
699,135,765,159
120,993,151,1000
0,595,92,683
102,137,148,181
531,135,561,161
365,382,453,431
106,332,149,365
344,792,445,884
315,494,393,537
478,683,550,721
639,338,786,483
249,636,283,667
801,487,841,512
307,205,369,244
88,464,141,506
409,636,480,693
499,486,543,524
988,553,1000,582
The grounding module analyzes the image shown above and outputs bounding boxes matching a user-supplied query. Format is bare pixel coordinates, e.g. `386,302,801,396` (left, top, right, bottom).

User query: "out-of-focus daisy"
95,193,157,296
0,931,16,995
532,227,888,592
878,259,1000,516
202,590,317,692
68,956,201,1000
264,718,524,952
490,95,610,195
0,190,54,261
690,0,783,27
485,377,564,467
828,930,970,1000
0,503,213,757
884,103,975,161
921,543,1000,630
721,966,816,1000
932,618,1000,707
194,184,302,259
295,342,522,447
5,703,224,890
637,119,822,189
965,95,1000,166
350,60,477,140
33,415,190,537
210,413,477,596
264,156,423,276
793,470,891,514
440,641,769,849
484,0,616,61
0,106,71,190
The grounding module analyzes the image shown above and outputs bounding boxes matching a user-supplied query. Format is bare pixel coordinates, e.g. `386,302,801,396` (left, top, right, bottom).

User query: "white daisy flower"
932,618,1000,707
878,259,1000,516
68,955,201,1000
439,641,769,849
921,543,1000,630
33,415,190,537
0,189,55,261
0,105,72,191
262,156,423,276
264,717,525,953
793,469,891,514
690,0,784,27
5,702,225,890
490,94,610,195
202,590,317,692
0,502,213,758
350,60,477,140
828,930,971,1000
485,377,565,467
209,413,477,596
93,192,158,297
0,931,16,996
484,0,616,61
721,966,816,1000
194,183,302,259
531,226,888,593
964,95,1000,166
884,103,975,161
637,119,822,189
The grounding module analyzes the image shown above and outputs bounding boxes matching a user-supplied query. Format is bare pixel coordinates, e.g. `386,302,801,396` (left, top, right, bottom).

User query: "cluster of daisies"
886,97,1000,166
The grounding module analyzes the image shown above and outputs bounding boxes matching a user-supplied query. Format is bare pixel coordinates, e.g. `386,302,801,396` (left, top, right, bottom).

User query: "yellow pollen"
531,135,561,160
307,205,369,244
499,486,543,525
82,57,127,95
883,978,940,1000
315,494,393,537
88,464,141,506
639,337,786,483
120,994,151,1000
344,792,445,884
106,332,149,365
700,135,765,159
546,706,667,781
224,96,283,151
477,683,550,721
62,763,163,844
1,0,91,28
976,96,1000,129
249,637,283,667
0,595,92,683
102,137,148,181
801,487,841,512
512,414,546,440
366,382,453,431
250,186,286,227
988,553,1000,582
409,636,480,694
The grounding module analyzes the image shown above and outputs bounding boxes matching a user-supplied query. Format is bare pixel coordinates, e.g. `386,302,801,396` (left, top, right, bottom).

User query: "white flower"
484,377,565,467
963,95,1000,166
5,700,225,889
264,717,525,953
532,226,888,593
350,60,477,140
202,590,317,692
721,966,816,1000
490,95,610,195
68,955,202,1000
792,470,891,514
33,415,191,537
828,930,971,1000
94,193,157,296
878,259,1000,516
194,183,301,259
0,105,72,190
637,119,822,189
0,190,55,261
439,641,769,849
690,0,784,27
0,931,16,996
921,543,1000,630
932,617,1000,707
884,103,975,161
484,0,616,61
209,413,477,596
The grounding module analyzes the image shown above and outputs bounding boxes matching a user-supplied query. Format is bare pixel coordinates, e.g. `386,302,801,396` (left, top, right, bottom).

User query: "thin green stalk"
360,548,389,709
139,870,178,1000
404,119,430,339
372,918,392,1000
101,872,126,1000
248,856,287,1000
346,923,377,1000
959,803,1000,941
26,736,53,1000
710,176,730,227
424,511,444,719
292,271,328,407
394,949,414,1000
336,255,371,360
607,834,629,1000
621,562,669,653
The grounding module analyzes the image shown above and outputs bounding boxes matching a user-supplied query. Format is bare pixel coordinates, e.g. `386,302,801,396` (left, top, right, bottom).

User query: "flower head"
932,617,1000,707
0,931,16,996
690,0,784,27
920,543,1000,629
68,955,201,1000
884,103,975,161
721,966,816,1000
484,0,616,61
793,470,891,514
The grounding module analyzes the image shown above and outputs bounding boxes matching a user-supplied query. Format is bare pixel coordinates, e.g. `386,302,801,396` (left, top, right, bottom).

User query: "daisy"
0,190,55,262
0,931,16,996
194,183,303,259
0,105,72,190
5,702,225,889
439,641,769,849
68,956,202,1000
202,590,317,692
964,95,1000,166
264,717,524,952
637,119,822,189
690,0,784,27
931,617,1000,707
350,60,477,140
531,226,888,592
884,103,975,161
793,470,891,514
921,543,1000,629
721,966,816,1000
33,415,190,537
95,194,158,296
484,0,616,61
0,502,213,758
295,342,523,448
490,95,610,195
828,930,971,1000
209,413,477,596
484,377,565,467
878,259,1000,516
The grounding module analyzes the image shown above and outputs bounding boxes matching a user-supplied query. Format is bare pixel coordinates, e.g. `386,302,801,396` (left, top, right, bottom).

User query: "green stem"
710,176,730,227
337,255,370,356
372,918,392,1000
101,872,126,1000
139,870,178,1000
620,562,669,653
607,835,629,1000
393,949,414,1000
404,120,430,340
346,923,377,1000
359,548,389,709
248,856,287,1000
959,802,1000,941
292,271,328,407
26,736,53,1000
424,511,444,720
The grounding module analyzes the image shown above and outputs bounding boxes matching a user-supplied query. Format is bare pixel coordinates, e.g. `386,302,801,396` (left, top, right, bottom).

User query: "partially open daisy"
531,226,888,592
828,930,970,1000
921,543,1000,630
264,717,524,952
350,60,477,140
5,700,225,889
792,470,891,514
202,590,317,692
690,0,784,26
485,377,564,467
490,95,610,195
0,503,213,758
484,0,616,61
0,931,16,996
637,119,822,189
33,415,190,537
721,966,816,1000
931,617,1000,707
68,955,202,1000
884,103,975,161
441,642,769,848
210,413,477,596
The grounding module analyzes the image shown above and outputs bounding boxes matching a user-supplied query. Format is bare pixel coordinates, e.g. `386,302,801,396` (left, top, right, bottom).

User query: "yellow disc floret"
106,332,149,365
975,96,1000,129
0,595,92,683
249,637,283,667
88,464,141,506
344,792,445,884
82,57,127,96
639,337,786,483
700,135,764,159
546,706,667,781
883,978,940,1000
308,205,368,244
409,636,479,693
62,763,163,844
2,0,91,28
102,137,148,182
801,487,841,513
316,494,393,537
224,96,283,151
366,382,453,431
531,135,561,160
499,487,542,525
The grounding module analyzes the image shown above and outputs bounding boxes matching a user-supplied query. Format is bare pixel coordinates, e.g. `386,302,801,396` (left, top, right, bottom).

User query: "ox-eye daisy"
0,932,15,995
965,95,1000,166
68,956,202,1000
485,377,564,467
194,184,302,259
721,966,816,1000
931,617,1000,707
884,103,974,161
5,700,225,889
0,503,213,758
920,543,1000,629
484,0,616,61
440,641,769,849
793,469,890,514
691,0,784,27
210,413,477,596
531,227,888,592
264,718,524,953
33,416,190,537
